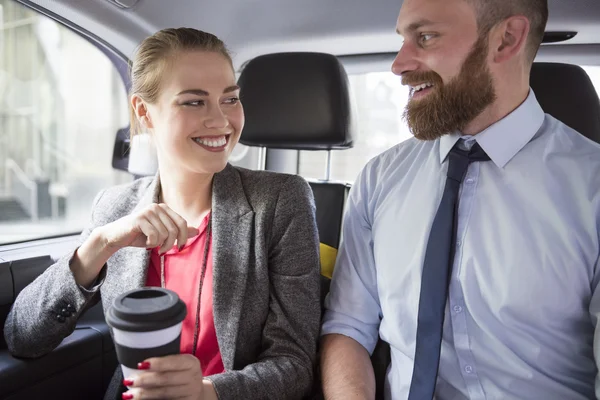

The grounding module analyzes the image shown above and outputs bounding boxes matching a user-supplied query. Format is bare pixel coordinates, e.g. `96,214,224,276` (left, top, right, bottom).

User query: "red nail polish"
122,394,134,400
137,361,151,370
123,379,134,386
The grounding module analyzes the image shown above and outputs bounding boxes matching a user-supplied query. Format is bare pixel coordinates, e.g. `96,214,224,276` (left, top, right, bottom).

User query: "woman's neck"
158,168,214,228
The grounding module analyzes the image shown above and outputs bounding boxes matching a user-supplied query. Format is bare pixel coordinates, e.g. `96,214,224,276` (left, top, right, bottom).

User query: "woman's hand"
122,354,217,400
100,203,199,254
71,203,198,288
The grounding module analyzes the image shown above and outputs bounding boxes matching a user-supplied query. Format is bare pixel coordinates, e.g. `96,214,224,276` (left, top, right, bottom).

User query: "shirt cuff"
321,310,379,355
78,264,107,296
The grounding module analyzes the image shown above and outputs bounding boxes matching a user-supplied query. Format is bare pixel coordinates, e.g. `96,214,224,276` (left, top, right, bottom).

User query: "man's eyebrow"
176,85,240,96
396,18,437,35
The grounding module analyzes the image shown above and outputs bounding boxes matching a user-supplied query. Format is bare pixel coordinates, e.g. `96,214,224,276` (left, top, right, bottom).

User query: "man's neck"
462,84,529,136
158,165,214,227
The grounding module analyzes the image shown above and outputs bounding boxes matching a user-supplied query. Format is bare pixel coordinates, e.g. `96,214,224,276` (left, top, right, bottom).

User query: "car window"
299,66,600,183
0,0,130,245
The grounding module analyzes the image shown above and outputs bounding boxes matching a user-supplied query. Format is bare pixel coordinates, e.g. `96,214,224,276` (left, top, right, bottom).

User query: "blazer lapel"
211,164,254,370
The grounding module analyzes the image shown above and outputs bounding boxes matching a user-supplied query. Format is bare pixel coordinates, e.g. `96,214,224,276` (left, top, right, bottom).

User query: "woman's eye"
223,97,240,105
184,100,204,106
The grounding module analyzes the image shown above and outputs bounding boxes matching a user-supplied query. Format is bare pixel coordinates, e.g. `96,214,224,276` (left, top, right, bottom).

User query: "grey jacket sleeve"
4,190,107,358
208,176,321,400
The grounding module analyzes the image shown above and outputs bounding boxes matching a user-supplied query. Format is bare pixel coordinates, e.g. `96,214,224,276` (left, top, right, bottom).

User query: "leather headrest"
238,52,354,150
530,63,600,144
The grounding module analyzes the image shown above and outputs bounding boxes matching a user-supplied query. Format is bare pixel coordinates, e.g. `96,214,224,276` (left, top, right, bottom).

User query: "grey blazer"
4,164,321,400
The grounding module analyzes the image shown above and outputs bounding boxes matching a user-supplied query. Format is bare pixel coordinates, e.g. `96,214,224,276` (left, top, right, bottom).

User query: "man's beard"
401,36,497,141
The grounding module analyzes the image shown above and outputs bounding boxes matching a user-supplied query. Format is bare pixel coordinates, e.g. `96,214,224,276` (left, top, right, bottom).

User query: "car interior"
1,0,600,399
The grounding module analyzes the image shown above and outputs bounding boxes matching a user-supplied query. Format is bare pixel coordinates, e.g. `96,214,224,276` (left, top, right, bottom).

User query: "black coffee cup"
106,287,187,381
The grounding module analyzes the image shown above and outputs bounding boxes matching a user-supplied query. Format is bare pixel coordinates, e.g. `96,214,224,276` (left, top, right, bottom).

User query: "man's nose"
391,42,419,76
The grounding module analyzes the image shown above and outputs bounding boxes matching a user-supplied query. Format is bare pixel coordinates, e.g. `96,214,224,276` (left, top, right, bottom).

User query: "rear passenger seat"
530,63,600,143
238,51,357,400
238,52,355,297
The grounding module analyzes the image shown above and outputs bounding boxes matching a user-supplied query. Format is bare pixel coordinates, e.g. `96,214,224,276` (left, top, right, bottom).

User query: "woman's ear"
131,94,154,130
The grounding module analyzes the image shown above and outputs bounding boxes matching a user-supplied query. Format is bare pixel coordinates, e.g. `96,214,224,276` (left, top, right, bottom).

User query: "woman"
4,28,321,400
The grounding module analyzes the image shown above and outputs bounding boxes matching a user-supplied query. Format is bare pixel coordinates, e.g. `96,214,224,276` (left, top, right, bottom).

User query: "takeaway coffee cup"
106,287,187,380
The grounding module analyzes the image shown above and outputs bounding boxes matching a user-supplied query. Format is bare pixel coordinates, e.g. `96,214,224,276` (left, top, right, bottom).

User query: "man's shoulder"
541,115,600,160
359,136,432,183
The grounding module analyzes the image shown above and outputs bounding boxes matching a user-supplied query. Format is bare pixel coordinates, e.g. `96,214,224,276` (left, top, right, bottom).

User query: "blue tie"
407,141,490,400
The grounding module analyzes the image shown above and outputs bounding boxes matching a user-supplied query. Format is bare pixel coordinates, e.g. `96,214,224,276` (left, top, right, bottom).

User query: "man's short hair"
467,0,549,63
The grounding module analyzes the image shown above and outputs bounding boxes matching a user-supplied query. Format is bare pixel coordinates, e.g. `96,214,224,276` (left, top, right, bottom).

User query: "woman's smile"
191,134,230,152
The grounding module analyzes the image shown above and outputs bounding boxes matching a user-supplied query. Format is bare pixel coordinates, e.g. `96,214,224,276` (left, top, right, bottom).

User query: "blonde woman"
4,28,321,400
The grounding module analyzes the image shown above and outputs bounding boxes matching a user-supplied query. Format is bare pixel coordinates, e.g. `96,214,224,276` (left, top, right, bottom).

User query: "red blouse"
145,212,225,376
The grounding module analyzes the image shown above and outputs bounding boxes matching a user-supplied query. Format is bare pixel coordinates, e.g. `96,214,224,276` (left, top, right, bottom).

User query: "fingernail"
178,245,184,252
137,361,151,370
122,394,134,400
123,378,134,386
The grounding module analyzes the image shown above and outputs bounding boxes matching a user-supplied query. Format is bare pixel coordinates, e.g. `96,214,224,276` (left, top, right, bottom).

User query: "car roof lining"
18,0,600,69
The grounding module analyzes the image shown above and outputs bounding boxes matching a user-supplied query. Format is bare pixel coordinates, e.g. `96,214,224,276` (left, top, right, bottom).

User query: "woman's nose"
204,105,229,129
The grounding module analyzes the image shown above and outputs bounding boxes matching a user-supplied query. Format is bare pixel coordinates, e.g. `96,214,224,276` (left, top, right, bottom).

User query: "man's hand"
121,354,217,400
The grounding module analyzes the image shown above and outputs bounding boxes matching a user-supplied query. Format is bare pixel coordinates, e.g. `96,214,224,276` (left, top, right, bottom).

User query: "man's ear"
131,95,154,130
489,15,530,64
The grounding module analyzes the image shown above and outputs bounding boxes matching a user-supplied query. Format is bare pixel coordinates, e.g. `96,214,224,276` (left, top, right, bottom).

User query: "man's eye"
419,34,435,43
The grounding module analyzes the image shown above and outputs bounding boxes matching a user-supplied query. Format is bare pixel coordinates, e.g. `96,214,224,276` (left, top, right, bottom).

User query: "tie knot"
447,141,490,182
451,141,490,161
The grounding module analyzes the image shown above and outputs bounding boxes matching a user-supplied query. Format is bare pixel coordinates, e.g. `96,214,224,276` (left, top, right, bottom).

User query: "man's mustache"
401,71,443,87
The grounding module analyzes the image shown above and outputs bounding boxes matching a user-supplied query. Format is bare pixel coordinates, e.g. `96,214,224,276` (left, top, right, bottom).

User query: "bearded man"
320,0,600,399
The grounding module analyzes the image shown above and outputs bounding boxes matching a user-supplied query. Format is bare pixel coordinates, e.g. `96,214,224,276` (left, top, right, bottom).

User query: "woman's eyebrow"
177,85,240,96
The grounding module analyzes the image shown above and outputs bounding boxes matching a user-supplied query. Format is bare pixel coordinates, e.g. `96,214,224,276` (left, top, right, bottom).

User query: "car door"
0,1,130,398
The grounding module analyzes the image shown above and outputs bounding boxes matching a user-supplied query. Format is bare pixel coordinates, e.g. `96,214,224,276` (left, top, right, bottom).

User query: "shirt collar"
439,89,545,168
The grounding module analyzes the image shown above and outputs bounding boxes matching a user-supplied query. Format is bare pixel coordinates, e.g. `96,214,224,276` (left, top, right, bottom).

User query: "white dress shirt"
322,90,600,399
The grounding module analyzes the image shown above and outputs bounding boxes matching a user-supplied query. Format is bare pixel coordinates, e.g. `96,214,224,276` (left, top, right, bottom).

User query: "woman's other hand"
121,354,218,400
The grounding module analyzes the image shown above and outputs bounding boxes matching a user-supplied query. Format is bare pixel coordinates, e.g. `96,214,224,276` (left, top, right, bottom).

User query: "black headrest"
530,63,600,144
238,52,354,150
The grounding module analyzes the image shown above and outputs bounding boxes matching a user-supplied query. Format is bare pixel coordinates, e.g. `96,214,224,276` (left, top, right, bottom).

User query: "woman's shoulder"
91,176,155,221
230,165,312,197
226,166,315,227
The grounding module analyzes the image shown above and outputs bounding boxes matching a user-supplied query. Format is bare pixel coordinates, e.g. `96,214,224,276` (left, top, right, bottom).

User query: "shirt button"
456,240,462,247
465,365,473,374
453,305,463,313
465,178,475,184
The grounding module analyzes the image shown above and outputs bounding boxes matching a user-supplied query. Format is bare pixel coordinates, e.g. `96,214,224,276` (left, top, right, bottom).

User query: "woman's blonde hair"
128,28,233,137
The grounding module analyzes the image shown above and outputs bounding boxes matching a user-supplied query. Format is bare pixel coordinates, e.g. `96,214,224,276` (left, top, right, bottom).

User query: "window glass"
299,66,600,183
0,0,130,244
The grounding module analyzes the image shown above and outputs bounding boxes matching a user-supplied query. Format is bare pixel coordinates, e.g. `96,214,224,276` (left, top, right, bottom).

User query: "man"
320,0,600,399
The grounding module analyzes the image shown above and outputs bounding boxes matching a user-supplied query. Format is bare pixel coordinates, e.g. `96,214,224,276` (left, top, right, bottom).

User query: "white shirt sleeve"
321,164,382,354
